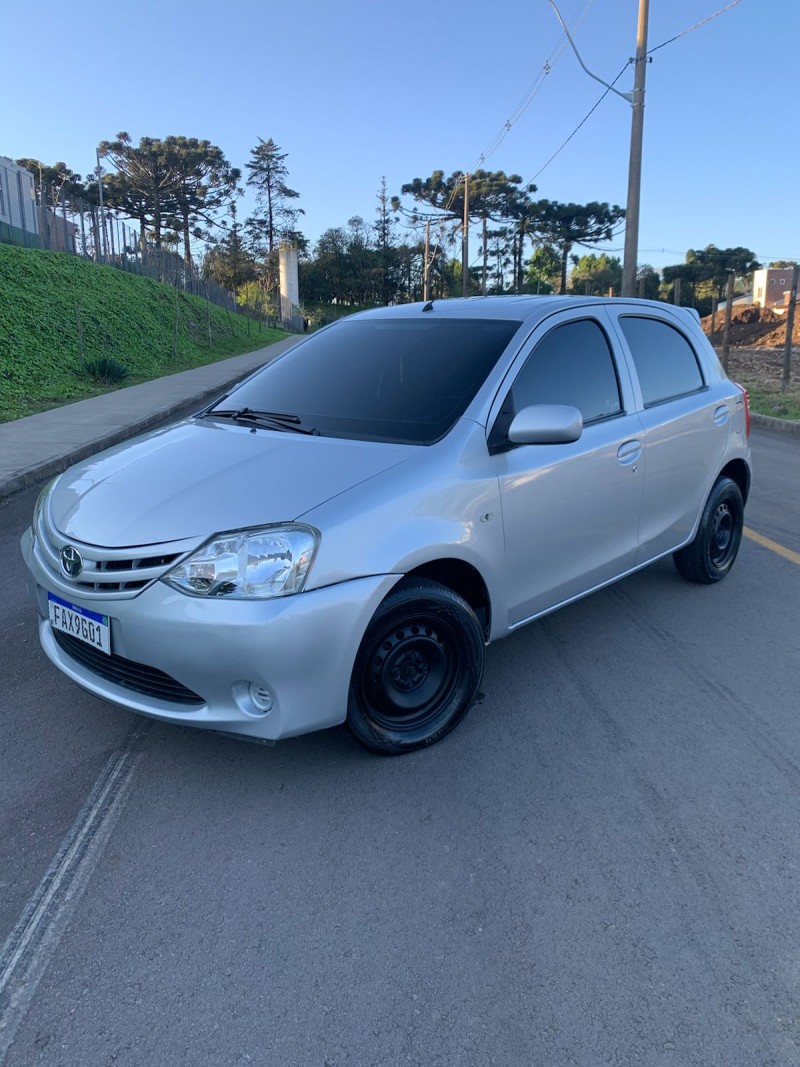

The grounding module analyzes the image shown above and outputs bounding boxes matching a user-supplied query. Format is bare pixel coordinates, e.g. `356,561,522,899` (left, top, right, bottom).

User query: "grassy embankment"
720,347,800,421
745,387,800,421
0,244,286,422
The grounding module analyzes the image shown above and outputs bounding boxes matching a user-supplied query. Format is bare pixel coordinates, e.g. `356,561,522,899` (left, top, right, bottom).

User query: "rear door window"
618,316,705,406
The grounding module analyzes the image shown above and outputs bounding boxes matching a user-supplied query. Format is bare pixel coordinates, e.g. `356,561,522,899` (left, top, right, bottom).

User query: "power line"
469,0,596,172
530,1,747,186
418,0,749,282
589,247,799,263
647,0,745,56
420,2,625,273
530,62,631,182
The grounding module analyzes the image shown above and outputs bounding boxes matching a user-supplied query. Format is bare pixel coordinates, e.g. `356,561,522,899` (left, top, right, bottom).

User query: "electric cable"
420,0,749,288
470,0,596,171
530,62,631,182
647,0,745,56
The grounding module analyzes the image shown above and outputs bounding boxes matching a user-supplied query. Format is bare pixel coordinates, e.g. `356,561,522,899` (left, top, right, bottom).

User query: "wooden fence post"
781,263,799,392
722,273,735,373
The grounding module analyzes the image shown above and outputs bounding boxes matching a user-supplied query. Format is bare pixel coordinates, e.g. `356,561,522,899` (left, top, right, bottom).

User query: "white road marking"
0,719,152,1059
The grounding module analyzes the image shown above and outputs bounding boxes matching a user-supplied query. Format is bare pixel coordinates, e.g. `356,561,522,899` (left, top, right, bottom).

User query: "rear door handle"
617,439,642,466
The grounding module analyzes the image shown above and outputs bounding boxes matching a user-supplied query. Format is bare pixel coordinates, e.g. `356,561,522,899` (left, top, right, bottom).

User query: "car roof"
348,295,679,327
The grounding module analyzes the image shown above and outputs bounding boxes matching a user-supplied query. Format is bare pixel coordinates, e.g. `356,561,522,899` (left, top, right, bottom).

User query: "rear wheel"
673,476,744,584
346,578,485,755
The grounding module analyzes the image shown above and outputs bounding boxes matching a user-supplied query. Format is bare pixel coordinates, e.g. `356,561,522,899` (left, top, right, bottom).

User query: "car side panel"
491,415,645,625
483,306,645,626
602,304,748,563
632,394,734,562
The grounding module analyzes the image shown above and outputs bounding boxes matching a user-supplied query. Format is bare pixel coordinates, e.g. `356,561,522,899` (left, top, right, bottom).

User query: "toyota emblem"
60,545,84,579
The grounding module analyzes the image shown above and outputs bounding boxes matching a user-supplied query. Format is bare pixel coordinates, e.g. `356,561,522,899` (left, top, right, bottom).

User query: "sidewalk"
0,336,300,500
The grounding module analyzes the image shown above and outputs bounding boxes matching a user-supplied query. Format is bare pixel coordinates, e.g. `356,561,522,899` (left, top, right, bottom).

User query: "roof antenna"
422,300,434,312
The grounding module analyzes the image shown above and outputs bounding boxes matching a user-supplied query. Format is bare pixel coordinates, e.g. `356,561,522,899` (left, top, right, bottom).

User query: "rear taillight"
735,382,751,439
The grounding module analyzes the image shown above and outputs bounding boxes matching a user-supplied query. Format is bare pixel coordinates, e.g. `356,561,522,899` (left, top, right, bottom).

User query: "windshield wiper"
200,407,319,435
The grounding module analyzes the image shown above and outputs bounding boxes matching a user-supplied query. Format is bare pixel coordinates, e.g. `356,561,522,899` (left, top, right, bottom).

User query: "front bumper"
21,527,399,741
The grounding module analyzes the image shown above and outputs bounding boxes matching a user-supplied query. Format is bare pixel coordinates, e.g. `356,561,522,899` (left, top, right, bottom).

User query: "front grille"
35,494,201,600
53,629,205,707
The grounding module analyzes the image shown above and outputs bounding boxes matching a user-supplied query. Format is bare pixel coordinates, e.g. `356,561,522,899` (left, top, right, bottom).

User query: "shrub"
83,356,129,384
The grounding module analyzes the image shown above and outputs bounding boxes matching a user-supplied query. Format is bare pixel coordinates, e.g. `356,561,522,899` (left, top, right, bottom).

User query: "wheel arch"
719,458,751,504
403,558,491,639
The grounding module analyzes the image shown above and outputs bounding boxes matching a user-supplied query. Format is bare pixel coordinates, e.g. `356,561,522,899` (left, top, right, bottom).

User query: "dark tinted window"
619,316,704,406
212,317,520,444
511,318,622,422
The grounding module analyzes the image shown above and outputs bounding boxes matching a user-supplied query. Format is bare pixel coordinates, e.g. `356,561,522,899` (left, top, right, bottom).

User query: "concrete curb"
750,412,800,436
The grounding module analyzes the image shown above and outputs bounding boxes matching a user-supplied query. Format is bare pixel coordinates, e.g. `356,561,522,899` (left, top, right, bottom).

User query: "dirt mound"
701,303,798,348
731,305,781,325
755,320,800,347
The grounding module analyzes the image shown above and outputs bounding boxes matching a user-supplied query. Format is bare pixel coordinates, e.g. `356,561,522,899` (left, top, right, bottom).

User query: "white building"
0,156,39,239
752,267,796,310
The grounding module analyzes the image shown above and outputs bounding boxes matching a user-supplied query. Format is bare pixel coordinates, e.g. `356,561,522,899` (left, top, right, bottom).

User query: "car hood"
49,420,419,547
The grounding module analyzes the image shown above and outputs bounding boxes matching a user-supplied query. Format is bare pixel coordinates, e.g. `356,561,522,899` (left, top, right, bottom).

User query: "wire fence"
0,181,239,313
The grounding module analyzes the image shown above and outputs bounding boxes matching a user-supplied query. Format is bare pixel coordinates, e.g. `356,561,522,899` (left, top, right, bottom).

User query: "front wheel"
673,476,744,584
345,578,485,755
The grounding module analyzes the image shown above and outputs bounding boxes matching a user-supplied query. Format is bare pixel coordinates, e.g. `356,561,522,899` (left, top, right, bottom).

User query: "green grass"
0,244,286,422
745,386,800,421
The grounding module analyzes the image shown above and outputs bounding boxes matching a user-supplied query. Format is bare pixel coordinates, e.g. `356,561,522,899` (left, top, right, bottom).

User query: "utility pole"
547,0,649,298
462,173,470,299
482,216,488,296
722,272,735,373
423,219,431,302
781,263,798,392
96,148,107,262
621,0,650,297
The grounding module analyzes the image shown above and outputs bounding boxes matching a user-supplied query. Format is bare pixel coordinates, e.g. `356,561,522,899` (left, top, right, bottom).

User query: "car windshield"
210,317,522,444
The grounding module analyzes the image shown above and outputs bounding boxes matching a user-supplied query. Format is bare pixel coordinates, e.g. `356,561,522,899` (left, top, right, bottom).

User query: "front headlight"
162,524,319,599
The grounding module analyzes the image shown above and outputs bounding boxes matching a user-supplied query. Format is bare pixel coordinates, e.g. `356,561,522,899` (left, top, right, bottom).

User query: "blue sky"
2,0,795,272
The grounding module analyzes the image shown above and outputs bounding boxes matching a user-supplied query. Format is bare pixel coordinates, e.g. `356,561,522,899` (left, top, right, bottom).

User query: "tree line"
15,136,774,315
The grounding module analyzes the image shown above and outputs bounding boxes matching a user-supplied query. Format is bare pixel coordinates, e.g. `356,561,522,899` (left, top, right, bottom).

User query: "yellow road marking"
744,527,800,566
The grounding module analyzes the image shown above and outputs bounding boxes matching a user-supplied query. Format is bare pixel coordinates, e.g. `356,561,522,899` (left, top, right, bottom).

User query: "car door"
488,309,645,628
605,306,733,564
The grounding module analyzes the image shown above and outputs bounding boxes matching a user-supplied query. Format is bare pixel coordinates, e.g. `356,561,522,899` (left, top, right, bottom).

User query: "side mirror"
508,404,583,445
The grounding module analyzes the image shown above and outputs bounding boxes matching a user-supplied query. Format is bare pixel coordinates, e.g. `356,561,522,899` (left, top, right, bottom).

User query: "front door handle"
617,439,642,466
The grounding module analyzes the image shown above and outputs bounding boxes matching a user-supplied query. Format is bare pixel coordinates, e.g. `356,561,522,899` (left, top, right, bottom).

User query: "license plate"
48,593,111,655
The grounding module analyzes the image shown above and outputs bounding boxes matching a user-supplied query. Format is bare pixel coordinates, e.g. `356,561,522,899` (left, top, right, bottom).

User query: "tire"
673,476,744,584
345,578,485,755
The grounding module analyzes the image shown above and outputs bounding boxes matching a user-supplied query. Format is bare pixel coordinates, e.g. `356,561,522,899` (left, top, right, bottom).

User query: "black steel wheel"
673,476,744,584
346,578,485,755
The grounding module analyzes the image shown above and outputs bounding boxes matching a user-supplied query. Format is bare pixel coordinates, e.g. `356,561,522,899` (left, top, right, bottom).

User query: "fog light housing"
249,684,274,713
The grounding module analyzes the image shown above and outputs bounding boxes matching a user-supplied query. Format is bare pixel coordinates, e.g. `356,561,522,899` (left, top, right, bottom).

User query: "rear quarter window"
619,316,705,407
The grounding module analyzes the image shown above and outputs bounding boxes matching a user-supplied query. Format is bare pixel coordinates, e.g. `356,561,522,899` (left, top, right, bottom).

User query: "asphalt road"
1,428,799,1066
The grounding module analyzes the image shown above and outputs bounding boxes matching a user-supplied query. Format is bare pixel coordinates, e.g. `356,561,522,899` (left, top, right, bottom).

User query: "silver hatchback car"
21,296,751,754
